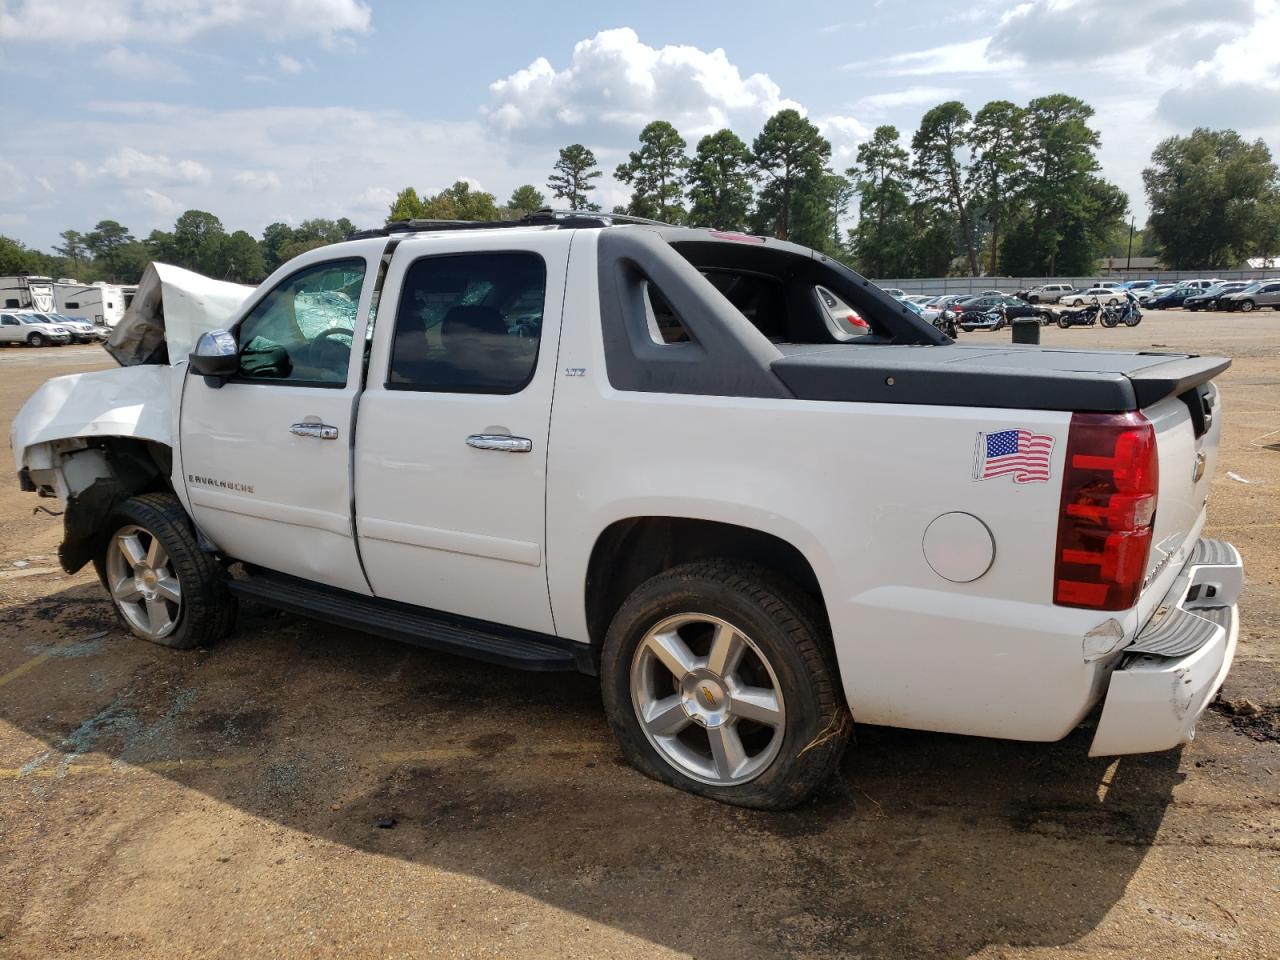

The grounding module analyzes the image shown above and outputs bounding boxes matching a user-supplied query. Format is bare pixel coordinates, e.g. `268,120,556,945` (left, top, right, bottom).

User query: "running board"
228,571,593,674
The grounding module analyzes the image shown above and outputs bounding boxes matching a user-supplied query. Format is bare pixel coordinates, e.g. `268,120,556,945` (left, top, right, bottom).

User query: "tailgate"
1134,380,1222,624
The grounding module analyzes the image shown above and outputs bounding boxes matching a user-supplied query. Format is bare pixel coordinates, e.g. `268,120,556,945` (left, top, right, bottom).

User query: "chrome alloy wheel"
630,613,786,786
105,523,182,640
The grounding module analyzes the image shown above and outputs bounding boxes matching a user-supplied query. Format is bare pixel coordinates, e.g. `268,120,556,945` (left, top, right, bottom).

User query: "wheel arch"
25,435,177,575
583,516,829,655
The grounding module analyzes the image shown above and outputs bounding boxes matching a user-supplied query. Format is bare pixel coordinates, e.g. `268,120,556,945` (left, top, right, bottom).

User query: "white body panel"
177,241,386,595
353,228,570,634
10,365,176,465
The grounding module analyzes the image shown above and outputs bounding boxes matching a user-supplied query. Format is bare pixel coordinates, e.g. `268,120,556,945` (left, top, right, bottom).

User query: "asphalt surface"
0,313,1277,959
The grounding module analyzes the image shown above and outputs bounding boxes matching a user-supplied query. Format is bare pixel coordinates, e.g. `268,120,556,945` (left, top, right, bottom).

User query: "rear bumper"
1089,538,1242,756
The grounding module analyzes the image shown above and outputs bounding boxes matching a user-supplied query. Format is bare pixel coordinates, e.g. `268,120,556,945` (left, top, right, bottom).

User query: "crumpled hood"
106,262,254,366
9,365,176,470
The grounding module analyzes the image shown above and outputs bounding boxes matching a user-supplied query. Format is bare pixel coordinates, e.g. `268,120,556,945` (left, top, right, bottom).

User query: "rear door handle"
466,434,532,453
290,422,339,440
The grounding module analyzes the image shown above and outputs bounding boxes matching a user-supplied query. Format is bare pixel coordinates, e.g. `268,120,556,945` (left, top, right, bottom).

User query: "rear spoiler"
1129,355,1231,408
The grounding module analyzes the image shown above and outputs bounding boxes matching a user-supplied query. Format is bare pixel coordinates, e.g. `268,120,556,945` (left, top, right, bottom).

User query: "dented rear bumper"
1090,538,1242,756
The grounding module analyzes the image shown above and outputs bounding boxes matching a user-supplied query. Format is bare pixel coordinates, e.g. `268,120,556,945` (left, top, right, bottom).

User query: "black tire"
1057,314,1071,329
27,332,46,347
1241,299,1255,312
601,561,847,810
95,493,236,649
1028,295,1040,304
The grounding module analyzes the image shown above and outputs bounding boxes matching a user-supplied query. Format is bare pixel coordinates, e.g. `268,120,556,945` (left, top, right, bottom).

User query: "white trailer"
0,275,56,313
53,281,128,328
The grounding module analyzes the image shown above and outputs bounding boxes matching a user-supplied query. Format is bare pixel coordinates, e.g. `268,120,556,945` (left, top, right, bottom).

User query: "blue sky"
2,0,1278,251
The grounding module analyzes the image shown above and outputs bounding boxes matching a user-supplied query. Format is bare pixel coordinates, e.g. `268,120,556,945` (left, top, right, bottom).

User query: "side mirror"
189,329,238,387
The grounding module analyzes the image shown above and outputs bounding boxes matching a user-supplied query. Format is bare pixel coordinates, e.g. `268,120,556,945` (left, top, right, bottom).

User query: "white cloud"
992,0,1254,64
6,101,539,245
276,54,305,74
233,169,282,190
486,27,801,139
817,114,871,164
132,187,179,214
0,0,372,46
99,147,212,185
852,86,963,113
95,46,188,83
1157,6,1280,128
857,38,1003,77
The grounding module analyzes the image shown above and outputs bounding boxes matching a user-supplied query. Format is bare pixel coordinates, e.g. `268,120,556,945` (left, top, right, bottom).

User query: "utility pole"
1126,216,1135,272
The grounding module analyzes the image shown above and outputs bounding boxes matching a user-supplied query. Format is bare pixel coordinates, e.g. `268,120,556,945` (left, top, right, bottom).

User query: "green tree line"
3,98,1277,285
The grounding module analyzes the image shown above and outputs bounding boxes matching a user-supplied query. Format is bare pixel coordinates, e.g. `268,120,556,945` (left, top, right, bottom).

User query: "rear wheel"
1058,314,1071,329
97,493,236,649
26,333,46,347
602,561,847,810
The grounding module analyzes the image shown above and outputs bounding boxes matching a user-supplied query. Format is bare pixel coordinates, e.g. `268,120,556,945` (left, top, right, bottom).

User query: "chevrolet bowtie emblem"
701,685,718,707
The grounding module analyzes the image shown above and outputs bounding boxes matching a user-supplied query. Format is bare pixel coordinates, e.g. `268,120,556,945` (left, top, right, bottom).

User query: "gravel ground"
0,313,1277,960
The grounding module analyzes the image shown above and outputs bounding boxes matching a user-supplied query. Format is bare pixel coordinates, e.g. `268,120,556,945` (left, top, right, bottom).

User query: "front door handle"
290,422,339,440
466,434,532,453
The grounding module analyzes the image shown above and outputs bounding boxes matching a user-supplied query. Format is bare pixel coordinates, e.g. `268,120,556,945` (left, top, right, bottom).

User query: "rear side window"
388,252,545,394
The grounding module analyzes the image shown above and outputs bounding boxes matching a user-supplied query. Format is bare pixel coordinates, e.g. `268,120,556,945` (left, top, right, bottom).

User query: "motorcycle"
932,309,959,339
1101,293,1143,327
1056,298,1102,328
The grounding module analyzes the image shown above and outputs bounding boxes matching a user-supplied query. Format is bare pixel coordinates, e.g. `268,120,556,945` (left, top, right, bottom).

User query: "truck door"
354,230,571,635
180,250,380,594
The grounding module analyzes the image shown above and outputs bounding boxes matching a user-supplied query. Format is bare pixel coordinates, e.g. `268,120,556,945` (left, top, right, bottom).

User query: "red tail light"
1054,412,1159,610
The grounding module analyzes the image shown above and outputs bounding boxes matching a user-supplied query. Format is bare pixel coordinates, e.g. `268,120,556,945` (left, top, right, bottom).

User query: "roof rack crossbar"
346,208,677,241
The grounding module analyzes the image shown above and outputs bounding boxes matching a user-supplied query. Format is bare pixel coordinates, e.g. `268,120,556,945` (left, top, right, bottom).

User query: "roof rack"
346,208,677,241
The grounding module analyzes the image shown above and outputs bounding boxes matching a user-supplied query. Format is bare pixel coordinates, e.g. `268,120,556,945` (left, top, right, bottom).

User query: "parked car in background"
952,295,1050,327
1134,284,1171,303
1061,286,1123,307
34,313,106,342
1178,279,1220,294
923,295,968,320
1147,287,1194,310
881,287,907,299
1019,283,1074,304
902,295,933,306
0,312,71,346
1121,280,1157,296
1220,280,1280,312
1185,282,1250,312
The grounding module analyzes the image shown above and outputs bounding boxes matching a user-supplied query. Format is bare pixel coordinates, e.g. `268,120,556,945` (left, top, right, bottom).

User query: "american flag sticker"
973,428,1055,483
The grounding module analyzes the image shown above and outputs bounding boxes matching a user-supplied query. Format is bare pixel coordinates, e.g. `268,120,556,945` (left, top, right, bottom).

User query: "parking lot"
1,312,1277,959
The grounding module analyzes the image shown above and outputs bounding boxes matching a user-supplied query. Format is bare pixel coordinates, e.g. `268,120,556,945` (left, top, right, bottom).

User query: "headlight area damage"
10,264,252,574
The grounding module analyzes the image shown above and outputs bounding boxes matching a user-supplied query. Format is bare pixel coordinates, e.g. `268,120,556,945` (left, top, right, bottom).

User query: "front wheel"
26,333,46,347
601,561,847,810
97,493,236,649
1241,299,1256,312
1057,314,1071,329
1101,314,1118,328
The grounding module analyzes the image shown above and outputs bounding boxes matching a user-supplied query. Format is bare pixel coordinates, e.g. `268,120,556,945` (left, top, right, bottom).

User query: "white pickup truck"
10,213,1243,809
